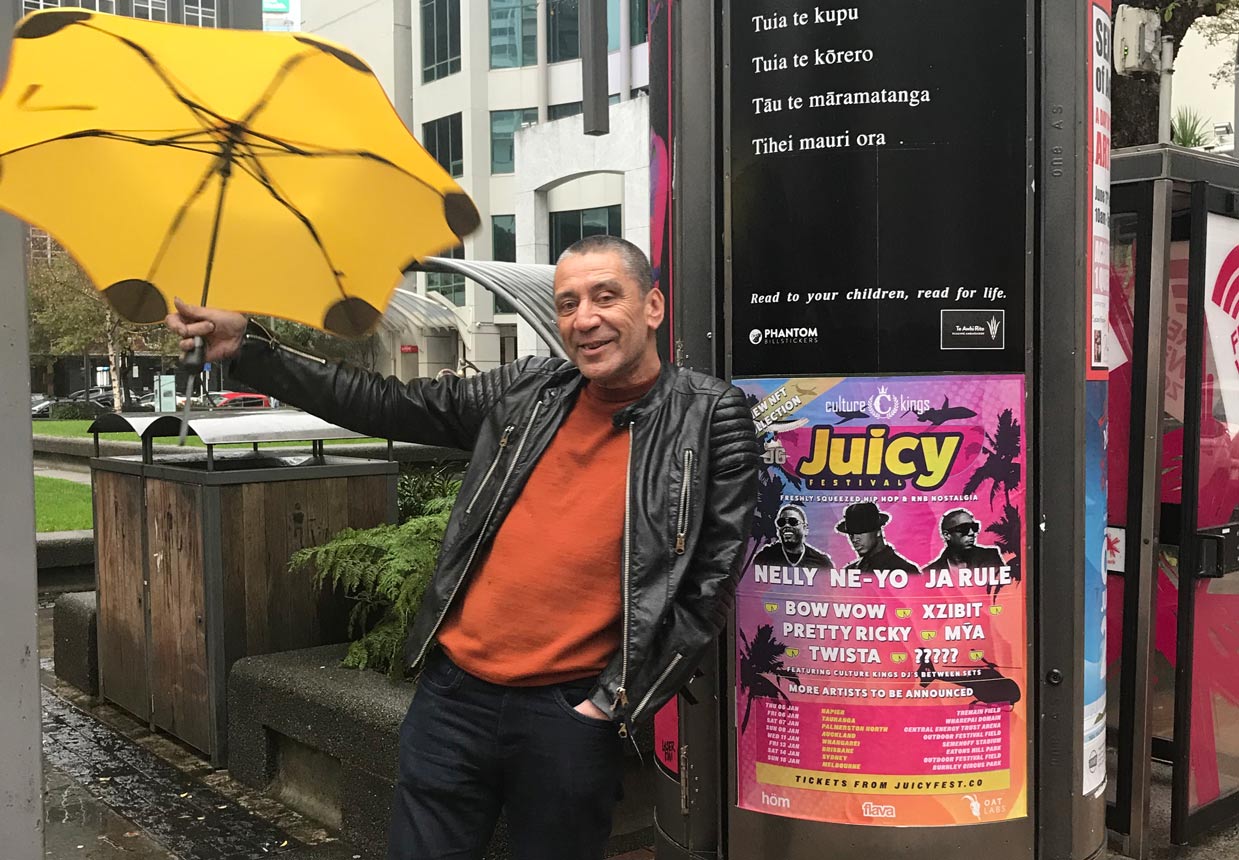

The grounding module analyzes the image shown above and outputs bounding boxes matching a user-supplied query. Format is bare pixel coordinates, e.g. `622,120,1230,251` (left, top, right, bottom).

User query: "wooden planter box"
92,449,397,765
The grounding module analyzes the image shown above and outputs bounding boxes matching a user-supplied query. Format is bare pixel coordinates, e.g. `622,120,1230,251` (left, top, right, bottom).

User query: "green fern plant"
290,483,459,678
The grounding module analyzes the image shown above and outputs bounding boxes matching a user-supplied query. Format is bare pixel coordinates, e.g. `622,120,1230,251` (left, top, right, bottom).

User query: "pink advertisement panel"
735,375,1028,826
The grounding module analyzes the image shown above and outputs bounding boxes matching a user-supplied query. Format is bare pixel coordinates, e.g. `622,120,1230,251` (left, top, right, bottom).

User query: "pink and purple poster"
735,375,1029,827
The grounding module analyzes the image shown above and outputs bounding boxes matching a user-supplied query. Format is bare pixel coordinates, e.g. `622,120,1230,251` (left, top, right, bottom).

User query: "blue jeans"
386,650,623,860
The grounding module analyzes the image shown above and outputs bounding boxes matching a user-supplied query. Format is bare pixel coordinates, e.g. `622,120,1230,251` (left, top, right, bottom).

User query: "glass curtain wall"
490,0,537,68
422,0,462,82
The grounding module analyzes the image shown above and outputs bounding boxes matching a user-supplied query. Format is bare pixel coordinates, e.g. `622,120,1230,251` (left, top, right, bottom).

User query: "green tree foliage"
270,318,381,371
26,247,178,406
1112,0,1224,147
289,473,461,678
1194,5,1239,86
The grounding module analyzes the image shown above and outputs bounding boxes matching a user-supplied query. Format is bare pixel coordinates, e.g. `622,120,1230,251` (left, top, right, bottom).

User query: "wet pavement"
35,599,657,860
37,599,362,860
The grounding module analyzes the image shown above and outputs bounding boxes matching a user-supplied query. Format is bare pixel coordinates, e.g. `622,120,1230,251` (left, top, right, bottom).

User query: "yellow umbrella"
0,8,479,338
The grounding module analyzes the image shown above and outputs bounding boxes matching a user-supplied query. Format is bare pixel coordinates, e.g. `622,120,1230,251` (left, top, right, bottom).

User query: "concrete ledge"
228,646,654,859
37,530,95,593
54,591,98,697
33,434,469,469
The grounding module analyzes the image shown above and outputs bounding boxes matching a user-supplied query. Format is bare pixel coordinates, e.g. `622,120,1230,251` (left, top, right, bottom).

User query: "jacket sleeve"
228,321,533,450
617,384,760,722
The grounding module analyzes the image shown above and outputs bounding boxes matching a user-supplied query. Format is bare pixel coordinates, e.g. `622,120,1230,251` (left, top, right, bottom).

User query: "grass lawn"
32,419,379,447
34,476,93,533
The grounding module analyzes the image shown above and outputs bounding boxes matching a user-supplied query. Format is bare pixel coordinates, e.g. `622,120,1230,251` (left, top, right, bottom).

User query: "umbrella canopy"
0,9,479,336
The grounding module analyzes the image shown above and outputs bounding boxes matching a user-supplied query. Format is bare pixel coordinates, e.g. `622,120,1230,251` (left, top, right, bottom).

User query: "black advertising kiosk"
646,0,1109,858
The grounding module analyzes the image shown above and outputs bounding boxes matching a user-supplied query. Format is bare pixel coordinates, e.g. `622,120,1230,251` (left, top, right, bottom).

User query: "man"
925,508,1005,573
836,501,919,573
752,503,832,568
166,235,759,860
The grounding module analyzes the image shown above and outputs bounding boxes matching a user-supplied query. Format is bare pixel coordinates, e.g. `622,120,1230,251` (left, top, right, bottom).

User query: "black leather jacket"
230,325,760,728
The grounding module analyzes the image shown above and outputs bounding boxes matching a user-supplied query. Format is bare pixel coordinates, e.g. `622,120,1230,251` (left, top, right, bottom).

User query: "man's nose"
573,300,600,329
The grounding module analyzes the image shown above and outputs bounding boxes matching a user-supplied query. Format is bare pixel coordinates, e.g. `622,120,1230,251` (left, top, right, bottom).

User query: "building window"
549,101,582,121
422,0,461,82
548,0,625,61
550,204,622,261
427,245,466,307
631,0,648,45
423,113,464,177
547,0,578,62
489,0,537,69
491,216,517,313
548,96,618,122
24,0,118,10
490,108,537,174
132,0,168,21
184,0,217,27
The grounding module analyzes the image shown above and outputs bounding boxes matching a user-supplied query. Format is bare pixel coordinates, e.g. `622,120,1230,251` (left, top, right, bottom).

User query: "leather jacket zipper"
464,424,515,515
614,422,635,720
410,402,543,669
674,448,694,554
630,652,683,723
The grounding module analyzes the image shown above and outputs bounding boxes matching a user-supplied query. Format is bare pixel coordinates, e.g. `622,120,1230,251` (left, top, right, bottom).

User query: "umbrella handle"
177,336,206,446
183,335,206,374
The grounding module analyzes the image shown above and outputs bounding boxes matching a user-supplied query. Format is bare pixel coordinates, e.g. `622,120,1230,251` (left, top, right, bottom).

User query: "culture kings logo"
820,385,932,421
749,326,819,346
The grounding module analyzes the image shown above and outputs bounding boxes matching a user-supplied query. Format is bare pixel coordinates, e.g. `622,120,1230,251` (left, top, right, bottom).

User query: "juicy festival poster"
735,375,1028,827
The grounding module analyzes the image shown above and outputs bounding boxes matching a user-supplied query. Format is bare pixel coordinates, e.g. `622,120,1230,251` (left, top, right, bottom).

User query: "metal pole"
618,0,631,101
1159,36,1174,144
0,3,43,857
393,0,414,131
581,0,609,135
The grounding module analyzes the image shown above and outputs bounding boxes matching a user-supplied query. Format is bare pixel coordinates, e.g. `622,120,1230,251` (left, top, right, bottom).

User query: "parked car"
31,396,63,418
216,392,272,409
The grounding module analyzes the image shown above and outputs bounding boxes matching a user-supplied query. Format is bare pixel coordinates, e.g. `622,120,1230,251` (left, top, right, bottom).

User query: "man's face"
777,510,807,547
554,251,665,388
849,530,879,556
943,514,979,550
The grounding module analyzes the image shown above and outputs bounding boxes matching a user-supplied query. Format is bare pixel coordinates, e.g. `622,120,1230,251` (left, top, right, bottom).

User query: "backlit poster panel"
735,375,1028,826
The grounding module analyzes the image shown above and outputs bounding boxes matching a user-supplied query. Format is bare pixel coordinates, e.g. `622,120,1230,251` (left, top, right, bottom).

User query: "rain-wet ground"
36,597,656,860
37,598,363,860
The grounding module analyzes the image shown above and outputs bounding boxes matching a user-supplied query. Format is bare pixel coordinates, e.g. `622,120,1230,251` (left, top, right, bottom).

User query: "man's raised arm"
166,298,518,450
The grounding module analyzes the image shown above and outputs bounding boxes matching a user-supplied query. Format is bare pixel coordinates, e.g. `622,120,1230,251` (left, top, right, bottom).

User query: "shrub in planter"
290,480,459,678
397,463,463,522
50,400,106,420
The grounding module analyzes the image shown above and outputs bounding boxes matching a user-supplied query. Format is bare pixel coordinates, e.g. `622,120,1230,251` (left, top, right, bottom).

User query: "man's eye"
557,302,576,315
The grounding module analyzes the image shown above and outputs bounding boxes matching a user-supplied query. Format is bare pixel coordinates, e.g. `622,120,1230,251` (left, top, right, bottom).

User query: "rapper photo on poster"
735,375,1029,827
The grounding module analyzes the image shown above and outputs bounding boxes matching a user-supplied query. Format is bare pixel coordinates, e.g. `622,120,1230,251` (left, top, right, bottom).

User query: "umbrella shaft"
200,164,233,306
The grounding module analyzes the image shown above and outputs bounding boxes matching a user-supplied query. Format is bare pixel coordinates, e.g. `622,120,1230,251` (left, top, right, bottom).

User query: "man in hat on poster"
752,503,833,569
925,508,1005,574
837,501,920,573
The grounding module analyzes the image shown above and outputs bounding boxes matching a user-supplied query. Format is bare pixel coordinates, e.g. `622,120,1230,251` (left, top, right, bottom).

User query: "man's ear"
646,287,666,329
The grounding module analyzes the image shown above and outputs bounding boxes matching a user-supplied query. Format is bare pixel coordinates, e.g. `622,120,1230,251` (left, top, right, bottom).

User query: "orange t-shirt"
437,378,653,685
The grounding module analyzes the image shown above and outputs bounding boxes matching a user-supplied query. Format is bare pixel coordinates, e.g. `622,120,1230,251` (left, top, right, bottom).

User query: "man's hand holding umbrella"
167,298,246,364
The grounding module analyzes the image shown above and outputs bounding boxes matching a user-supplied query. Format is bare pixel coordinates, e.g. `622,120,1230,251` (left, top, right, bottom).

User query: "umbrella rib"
232,143,349,298
237,52,311,127
80,23,224,132
0,128,223,160
235,131,450,199
146,161,224,284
